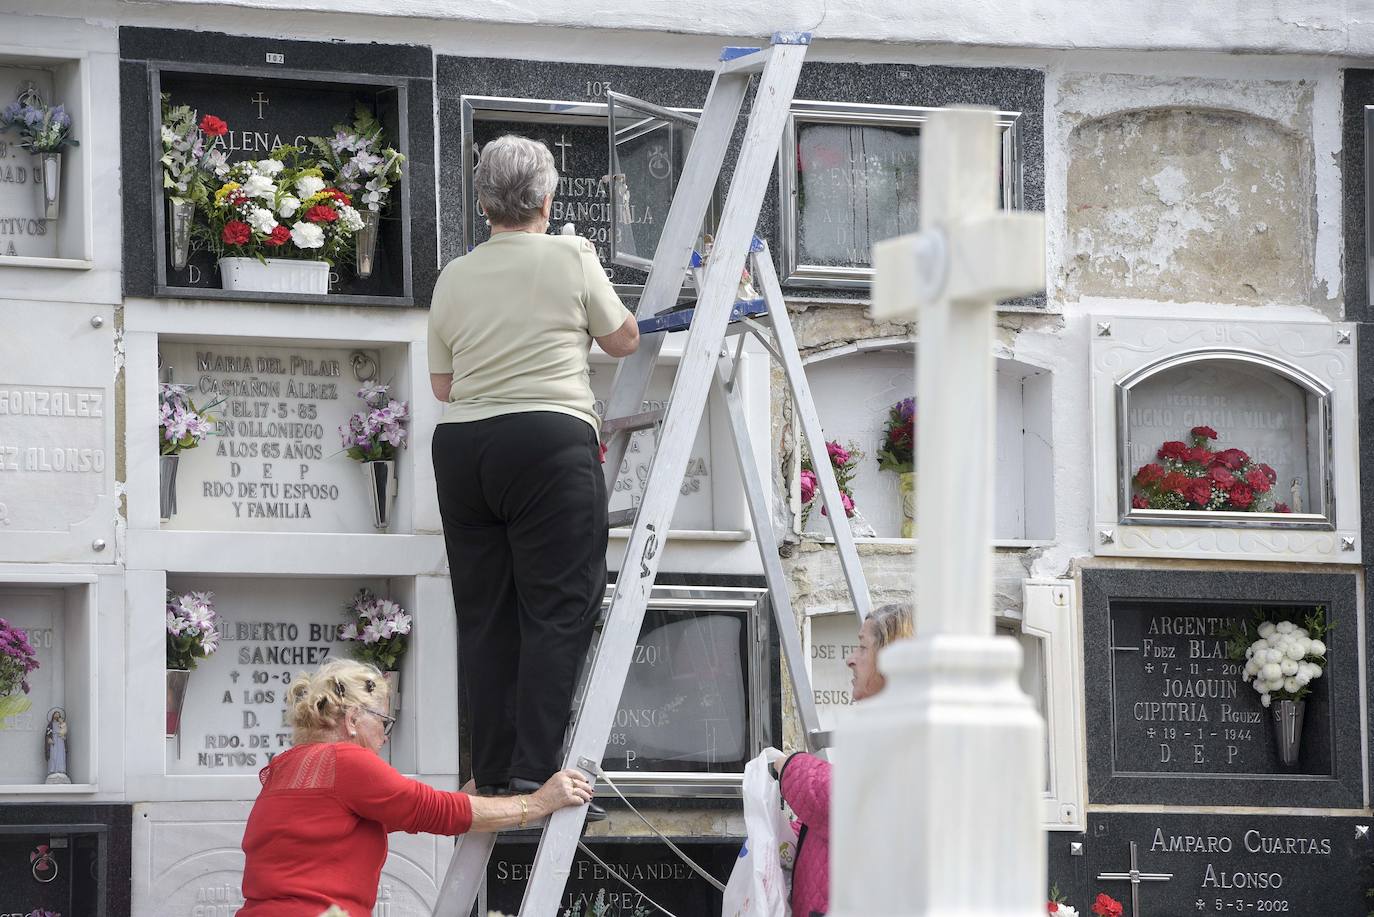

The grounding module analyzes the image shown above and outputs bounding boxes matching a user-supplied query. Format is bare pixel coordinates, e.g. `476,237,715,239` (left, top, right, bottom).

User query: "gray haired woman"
427,134,638,813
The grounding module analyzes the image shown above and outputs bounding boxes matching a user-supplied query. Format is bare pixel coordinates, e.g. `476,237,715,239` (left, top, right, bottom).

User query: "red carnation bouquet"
1131,426,1289,513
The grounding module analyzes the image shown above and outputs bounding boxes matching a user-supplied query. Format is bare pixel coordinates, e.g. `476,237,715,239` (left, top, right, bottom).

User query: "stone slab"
1082,568,1362,808
119,26,436,308
1047,811,1372,917
0,803,131,917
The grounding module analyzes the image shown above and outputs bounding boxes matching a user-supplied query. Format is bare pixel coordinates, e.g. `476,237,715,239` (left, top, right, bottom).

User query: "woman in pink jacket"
771,603,913,917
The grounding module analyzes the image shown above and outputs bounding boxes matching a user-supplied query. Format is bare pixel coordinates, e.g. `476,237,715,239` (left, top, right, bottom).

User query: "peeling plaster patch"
1065,106,1315,306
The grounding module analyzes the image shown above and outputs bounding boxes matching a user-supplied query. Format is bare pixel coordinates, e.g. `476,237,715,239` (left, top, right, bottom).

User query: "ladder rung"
717,46,769,75
607,508,637,528
636,298,769,335
601,408,665,434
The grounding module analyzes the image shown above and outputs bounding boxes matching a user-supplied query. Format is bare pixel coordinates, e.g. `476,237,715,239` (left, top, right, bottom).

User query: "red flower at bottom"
1092,893,1124,917
264,225,291,247
221,220,251,247
1048,904,1059,914
1131,494,1149,510
305,204,340,224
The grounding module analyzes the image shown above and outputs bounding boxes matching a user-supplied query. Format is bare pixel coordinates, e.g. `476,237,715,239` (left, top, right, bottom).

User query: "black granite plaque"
487,838,738,915
0,804,131,917
1048,812,1372,917
1082,569,1362,808
1107,600,1332,779
437,56,715,297
1342,69,1374,322
120,27,437,307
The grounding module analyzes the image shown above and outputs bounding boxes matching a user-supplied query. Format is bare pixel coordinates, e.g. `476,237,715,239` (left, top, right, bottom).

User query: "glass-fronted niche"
778,100,1023,288
1091,317,1359,564
589,584,775,797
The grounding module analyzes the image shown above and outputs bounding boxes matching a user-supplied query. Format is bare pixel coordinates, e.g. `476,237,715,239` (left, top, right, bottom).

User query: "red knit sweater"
237,742,473,917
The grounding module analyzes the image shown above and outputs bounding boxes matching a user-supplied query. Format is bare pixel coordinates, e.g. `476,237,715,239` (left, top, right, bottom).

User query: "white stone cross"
830,108,1048,915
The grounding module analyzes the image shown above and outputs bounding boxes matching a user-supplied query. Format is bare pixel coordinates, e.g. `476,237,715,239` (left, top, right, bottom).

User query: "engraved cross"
554,133,572,171
251,92,270,119
1097,841,1172,917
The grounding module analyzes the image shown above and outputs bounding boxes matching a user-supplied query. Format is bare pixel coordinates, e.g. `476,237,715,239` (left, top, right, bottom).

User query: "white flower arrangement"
1235,611,1329,708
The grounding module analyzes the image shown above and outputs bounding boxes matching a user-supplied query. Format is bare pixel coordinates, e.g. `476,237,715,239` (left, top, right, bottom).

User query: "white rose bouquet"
1229,607,1330,708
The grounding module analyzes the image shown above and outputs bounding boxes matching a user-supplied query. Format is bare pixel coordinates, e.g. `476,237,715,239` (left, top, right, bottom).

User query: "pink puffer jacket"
778,752,830,917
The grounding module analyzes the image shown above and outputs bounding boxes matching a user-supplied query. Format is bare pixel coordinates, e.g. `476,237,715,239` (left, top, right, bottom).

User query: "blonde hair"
285,658,389,745
869,603,914,650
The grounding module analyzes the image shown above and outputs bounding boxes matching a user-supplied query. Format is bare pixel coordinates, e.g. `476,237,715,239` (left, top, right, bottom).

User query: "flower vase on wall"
160,454,180,521
383,670,401,718
166,669,191,757
40,152,61,221
1272,699,1306,766
168,199,195,270
355,210,381,278
363,460,397,530
900,471,916,538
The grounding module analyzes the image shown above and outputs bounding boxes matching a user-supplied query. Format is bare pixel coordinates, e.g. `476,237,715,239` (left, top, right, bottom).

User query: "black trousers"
433,412,607,786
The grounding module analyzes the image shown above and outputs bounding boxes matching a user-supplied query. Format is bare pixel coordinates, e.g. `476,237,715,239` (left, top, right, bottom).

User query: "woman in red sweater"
237,659,593,917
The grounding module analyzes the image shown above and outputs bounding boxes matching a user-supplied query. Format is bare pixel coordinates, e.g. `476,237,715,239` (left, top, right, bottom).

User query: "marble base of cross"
829,107,1047,915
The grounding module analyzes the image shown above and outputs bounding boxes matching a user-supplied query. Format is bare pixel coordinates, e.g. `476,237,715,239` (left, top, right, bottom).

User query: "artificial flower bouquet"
1046,891,1122,917
800,439,862,527
158,382,218,455
0,617,40,723
1131,425,1288,513
309,104,405,214
1,90,77,153
201,146,366,263
340,382,410,463
875,397,915,473
340,589,412,672
166,591,220,670
160,97,230,206
1228,608,1329,709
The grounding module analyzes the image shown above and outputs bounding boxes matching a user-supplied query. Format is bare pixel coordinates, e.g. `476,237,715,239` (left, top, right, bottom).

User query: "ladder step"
600,408,665,434
606,508,637,528
636,297,768,335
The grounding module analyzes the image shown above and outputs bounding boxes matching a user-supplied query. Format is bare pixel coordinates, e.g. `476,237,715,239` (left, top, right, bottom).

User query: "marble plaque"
0,302,116,562
488,839,737,916
806,611,860,731
590,361,713,530
133,801,444,916
158,341,383,533
1050,812,1372,917
166,576,383,776
0,67,58,259
1126,360,1317,511
1083,569,1362,808
0,588,64,784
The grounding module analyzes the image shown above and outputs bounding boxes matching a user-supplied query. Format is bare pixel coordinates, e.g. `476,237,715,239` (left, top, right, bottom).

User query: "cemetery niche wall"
119,27,436,306
1081,569,1362,809
801,341,1053,542
1091,317,1358,563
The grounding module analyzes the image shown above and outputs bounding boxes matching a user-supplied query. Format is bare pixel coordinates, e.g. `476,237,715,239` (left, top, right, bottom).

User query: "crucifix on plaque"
1097,841,1172,917
554,133,572,171
251,92,270,119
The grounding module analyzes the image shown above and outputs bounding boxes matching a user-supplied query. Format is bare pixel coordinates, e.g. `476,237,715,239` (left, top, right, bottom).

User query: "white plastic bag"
721,748,796,917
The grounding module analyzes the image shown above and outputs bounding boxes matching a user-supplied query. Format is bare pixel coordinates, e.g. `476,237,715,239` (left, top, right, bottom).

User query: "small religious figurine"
1290,478,1303,514
44,707,71,784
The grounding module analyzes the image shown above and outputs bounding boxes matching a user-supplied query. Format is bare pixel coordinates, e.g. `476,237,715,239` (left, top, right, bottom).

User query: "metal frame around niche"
147,61,414,306
587,584,773,798
777,100,1024,289
460,94,705,295
1114,348,1336,530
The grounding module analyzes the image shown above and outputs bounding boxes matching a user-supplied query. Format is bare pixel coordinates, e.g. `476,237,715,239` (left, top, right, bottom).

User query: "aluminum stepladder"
434,31,872,917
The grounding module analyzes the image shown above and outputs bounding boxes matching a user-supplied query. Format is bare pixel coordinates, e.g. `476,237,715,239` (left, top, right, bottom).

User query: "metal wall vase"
1271,698,1306,766
363,460,397,530
160,454,180,521
168,199,195,270
166,669,191,756
899,471,916,538
383,669,401,717
355,209,381,279
40,152,61,221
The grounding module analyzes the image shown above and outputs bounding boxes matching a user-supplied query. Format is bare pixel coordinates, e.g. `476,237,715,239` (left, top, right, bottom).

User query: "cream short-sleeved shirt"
427,232,632,433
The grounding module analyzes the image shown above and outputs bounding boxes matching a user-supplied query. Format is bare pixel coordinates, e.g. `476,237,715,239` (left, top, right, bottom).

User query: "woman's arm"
594,315,639,358
430,373,453,403
466,769,594,832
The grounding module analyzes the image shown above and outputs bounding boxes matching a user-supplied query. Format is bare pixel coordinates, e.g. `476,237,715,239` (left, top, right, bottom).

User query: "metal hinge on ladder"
433,30,872,917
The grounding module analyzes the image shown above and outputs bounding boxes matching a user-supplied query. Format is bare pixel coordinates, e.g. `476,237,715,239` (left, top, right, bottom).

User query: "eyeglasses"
363,706,396,736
